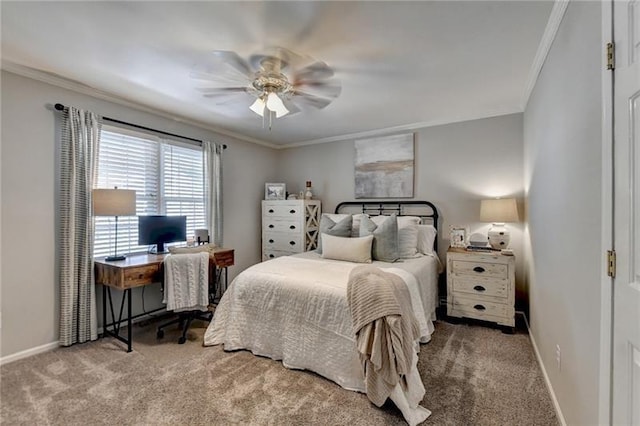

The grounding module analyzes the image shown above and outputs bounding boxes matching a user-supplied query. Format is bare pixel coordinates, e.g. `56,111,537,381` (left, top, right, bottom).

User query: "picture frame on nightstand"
265,183,286,200
449,225,468,248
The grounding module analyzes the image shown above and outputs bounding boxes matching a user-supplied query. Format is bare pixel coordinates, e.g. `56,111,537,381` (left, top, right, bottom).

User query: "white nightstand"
446,247,515,330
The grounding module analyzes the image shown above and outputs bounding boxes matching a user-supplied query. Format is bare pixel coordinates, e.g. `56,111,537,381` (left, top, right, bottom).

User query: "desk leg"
102,285,107,339
126,288,132,353
102,286,134,353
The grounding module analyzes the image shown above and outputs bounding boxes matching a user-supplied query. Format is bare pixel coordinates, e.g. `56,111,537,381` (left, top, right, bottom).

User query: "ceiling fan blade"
294,81,341,98
197,87,248,94
281,98,302,116
189,70,250,88
211,50,252,76
292,92,334,109
294,61,335,81
212,93,255,106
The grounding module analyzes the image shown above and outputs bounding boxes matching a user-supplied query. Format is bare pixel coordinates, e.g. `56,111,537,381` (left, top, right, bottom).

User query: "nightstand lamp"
480,198,519,250
93,187,136,261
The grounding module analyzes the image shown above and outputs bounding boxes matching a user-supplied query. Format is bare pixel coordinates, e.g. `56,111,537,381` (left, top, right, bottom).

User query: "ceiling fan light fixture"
249,97,266,117
196,48,340,127
266,92,289,117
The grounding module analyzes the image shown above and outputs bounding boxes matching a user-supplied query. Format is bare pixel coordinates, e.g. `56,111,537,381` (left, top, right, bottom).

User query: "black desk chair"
156,309,212,344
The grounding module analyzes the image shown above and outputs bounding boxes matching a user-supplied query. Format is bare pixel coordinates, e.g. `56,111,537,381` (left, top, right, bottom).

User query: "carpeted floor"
1,318,557,425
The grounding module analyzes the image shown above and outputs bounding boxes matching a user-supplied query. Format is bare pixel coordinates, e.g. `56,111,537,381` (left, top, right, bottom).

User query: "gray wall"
523,2,602,424
278,113,526,303
0,71,279,358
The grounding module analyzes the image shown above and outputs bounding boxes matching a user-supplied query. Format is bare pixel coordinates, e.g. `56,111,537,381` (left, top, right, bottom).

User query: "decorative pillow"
416,225,437,255
398,226,420,258
370,215,420,228
322,213,350,224
397,216,422,229
359,214,399,262
317,214,352,254
325,213,367,237
321,234,373,263
168,243,217,255
351,213,368,237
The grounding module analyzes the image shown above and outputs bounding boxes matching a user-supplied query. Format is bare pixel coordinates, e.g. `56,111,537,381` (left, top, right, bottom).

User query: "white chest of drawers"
262,200,321,261
446,247,515,328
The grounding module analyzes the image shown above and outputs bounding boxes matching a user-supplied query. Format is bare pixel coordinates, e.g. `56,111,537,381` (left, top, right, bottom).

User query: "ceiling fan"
192,47,341,125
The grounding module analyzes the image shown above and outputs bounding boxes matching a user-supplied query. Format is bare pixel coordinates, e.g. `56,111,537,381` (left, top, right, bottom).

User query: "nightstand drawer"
452,276,509,299
263,219,302,233
263,232,304,252
451,295,511,319
452,260,508,279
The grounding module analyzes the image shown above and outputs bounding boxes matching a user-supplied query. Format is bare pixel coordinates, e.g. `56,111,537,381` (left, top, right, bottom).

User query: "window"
93,126,206,257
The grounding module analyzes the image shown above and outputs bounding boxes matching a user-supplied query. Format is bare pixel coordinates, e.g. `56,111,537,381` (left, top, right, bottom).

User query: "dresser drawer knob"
289,225,296,230
473,285,486,292
473,266,485,273
269,254,275,258
289,241,296,246
473,304,486,311
289,209,296,214
269,239,274,243
268,224,274,228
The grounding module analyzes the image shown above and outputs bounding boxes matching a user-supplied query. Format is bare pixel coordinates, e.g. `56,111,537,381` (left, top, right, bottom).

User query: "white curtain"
203,141,223,246
59,107,100,346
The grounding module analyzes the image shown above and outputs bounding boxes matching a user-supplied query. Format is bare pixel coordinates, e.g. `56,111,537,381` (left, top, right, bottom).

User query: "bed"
204,201,441,424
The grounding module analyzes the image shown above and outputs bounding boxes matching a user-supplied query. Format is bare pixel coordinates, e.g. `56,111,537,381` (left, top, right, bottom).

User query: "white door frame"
599,1,614,424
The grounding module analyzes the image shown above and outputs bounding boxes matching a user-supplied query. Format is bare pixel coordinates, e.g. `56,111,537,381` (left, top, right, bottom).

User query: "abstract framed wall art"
354,133,414,198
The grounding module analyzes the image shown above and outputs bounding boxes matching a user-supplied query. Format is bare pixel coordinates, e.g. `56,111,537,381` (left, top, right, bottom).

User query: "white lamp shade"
266,92,289,117
249,97,265,117
93,188,136,216
480,198,518,223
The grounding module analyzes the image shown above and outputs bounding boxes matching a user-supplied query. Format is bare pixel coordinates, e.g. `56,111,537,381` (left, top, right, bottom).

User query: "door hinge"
606,42,615,70
607,249,616,278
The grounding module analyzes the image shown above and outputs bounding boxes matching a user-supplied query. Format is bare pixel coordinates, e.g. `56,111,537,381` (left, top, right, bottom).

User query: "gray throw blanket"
347,265,421,407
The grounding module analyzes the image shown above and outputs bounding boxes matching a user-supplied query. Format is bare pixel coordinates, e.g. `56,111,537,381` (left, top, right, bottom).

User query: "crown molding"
1,60,279,149
279,108,523,149
521,0,570,108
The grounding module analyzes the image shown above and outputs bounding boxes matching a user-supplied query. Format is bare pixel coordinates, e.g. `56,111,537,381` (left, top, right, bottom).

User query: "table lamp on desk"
93,187,136,261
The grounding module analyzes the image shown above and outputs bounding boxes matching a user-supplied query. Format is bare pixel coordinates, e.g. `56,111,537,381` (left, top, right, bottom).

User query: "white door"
613,1,640,424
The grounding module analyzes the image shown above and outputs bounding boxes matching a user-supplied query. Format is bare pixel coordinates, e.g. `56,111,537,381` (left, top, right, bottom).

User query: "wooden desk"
95,248,234,352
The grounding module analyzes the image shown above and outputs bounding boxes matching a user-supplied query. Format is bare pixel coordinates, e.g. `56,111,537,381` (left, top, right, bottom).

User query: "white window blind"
94,126,205,257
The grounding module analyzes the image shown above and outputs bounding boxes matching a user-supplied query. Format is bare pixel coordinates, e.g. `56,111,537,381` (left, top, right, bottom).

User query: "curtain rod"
54,103,227,149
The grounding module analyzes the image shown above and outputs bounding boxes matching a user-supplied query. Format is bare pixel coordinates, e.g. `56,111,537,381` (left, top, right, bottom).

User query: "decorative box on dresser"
262,200,321,261
446,247,515,331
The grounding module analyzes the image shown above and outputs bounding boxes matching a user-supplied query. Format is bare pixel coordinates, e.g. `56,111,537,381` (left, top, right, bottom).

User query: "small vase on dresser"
262,199,321,261
304,181,313,199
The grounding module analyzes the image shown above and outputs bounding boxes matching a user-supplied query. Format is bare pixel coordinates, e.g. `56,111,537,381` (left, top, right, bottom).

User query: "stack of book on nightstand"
465,245,500,252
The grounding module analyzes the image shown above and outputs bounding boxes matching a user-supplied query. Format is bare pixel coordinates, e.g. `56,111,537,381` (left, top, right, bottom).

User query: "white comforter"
204,253,439,424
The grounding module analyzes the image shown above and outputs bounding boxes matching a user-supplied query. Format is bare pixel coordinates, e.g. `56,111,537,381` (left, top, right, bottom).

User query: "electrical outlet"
556,344,561,371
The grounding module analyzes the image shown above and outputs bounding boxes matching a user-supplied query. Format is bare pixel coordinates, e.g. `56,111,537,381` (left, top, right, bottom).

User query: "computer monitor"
138,215,187,253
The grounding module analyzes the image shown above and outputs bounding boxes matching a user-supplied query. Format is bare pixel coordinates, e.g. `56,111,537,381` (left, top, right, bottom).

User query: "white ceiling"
1,1,553,146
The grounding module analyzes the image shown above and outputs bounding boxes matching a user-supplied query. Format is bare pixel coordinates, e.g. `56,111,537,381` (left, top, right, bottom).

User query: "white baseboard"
0,341,59,366
517,311,567,426
1,309,168,366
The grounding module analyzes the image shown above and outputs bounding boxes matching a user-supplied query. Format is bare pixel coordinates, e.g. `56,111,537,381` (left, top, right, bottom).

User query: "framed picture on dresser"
265,183,286,200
